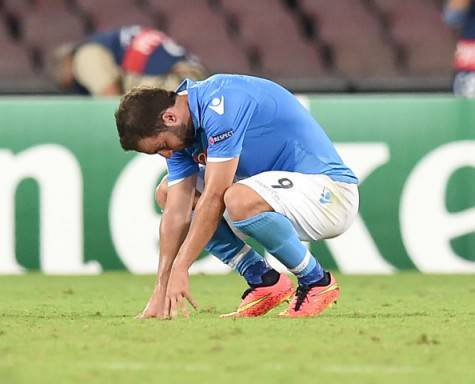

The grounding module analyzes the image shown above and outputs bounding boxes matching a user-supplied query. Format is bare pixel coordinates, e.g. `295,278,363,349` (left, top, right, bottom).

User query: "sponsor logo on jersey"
208,130,234,145
209,96,224,115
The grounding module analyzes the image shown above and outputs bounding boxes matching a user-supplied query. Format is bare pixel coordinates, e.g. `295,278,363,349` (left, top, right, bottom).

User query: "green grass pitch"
1,273,474,384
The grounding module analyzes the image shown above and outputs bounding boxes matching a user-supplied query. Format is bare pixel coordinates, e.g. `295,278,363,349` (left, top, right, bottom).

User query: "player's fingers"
178,295,189,319
170,296,178,320
163,297,171,320
158,309,168,320
136,310,156,320
136,312,147,320
184,292,199,310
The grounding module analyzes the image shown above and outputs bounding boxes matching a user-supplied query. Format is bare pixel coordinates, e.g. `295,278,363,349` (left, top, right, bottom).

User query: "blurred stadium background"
0,0,457,94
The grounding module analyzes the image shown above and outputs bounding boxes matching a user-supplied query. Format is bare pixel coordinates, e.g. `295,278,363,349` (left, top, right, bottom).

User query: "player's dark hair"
115,87,177,151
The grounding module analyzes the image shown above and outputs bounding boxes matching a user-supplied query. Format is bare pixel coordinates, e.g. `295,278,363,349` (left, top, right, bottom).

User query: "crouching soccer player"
114,74,359,319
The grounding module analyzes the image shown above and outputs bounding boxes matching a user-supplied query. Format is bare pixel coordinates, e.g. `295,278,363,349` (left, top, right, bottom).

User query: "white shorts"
196,169,358,242
238,171,359,242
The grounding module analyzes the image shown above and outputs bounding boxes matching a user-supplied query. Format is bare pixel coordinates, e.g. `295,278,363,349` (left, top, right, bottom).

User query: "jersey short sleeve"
166,150,199,183
203,90,258,161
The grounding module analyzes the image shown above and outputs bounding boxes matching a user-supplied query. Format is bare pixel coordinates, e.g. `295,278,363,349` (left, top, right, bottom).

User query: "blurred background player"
48,25,206,96
444,0,475,97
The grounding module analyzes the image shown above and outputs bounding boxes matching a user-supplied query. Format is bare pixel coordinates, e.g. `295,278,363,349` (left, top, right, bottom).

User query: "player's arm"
72,44,122,96
164,158,239,319
158,174,197,277
97,81,121,96
176,158,239,268
138,174,196,319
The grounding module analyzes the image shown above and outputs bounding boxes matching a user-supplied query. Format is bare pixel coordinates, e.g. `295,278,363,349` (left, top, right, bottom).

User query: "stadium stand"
0,38,35,80
76,0,155,31
22,6,84,54
160,4,252,74
374,0,455,75
300,0,400,78
0,0,457,94
219,0,324,76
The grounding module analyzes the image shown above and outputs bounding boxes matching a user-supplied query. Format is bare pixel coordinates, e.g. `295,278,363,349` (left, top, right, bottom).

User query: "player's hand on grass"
136,297,159,319
164,266,198,320
136,281,168,320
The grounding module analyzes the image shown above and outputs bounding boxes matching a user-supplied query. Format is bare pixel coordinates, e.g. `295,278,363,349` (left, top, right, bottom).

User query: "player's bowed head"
115,87,194,158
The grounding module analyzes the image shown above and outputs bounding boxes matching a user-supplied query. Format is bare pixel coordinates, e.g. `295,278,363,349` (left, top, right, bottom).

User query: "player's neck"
175,94,193,132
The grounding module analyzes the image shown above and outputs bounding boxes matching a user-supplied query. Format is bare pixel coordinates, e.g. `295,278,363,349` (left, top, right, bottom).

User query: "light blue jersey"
166,74,357,184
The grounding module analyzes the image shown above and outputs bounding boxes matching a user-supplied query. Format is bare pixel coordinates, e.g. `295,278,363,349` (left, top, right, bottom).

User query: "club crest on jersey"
193,149,207,165
319,188,332,204
208,130,234,145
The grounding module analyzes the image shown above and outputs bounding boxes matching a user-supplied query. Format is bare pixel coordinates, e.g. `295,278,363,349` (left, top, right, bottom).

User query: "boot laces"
294,285,311,311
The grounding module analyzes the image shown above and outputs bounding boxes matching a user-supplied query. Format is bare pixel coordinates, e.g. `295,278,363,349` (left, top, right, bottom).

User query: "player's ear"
162,110,177,125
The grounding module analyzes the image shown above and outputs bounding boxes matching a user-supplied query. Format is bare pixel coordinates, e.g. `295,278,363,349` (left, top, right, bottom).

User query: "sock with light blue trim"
232,212,324,286
205,218,271,285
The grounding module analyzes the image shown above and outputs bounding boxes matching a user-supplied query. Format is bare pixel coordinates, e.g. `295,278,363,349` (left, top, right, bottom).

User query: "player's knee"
224,184,248,221
155,177,168,210
224,184,271,222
